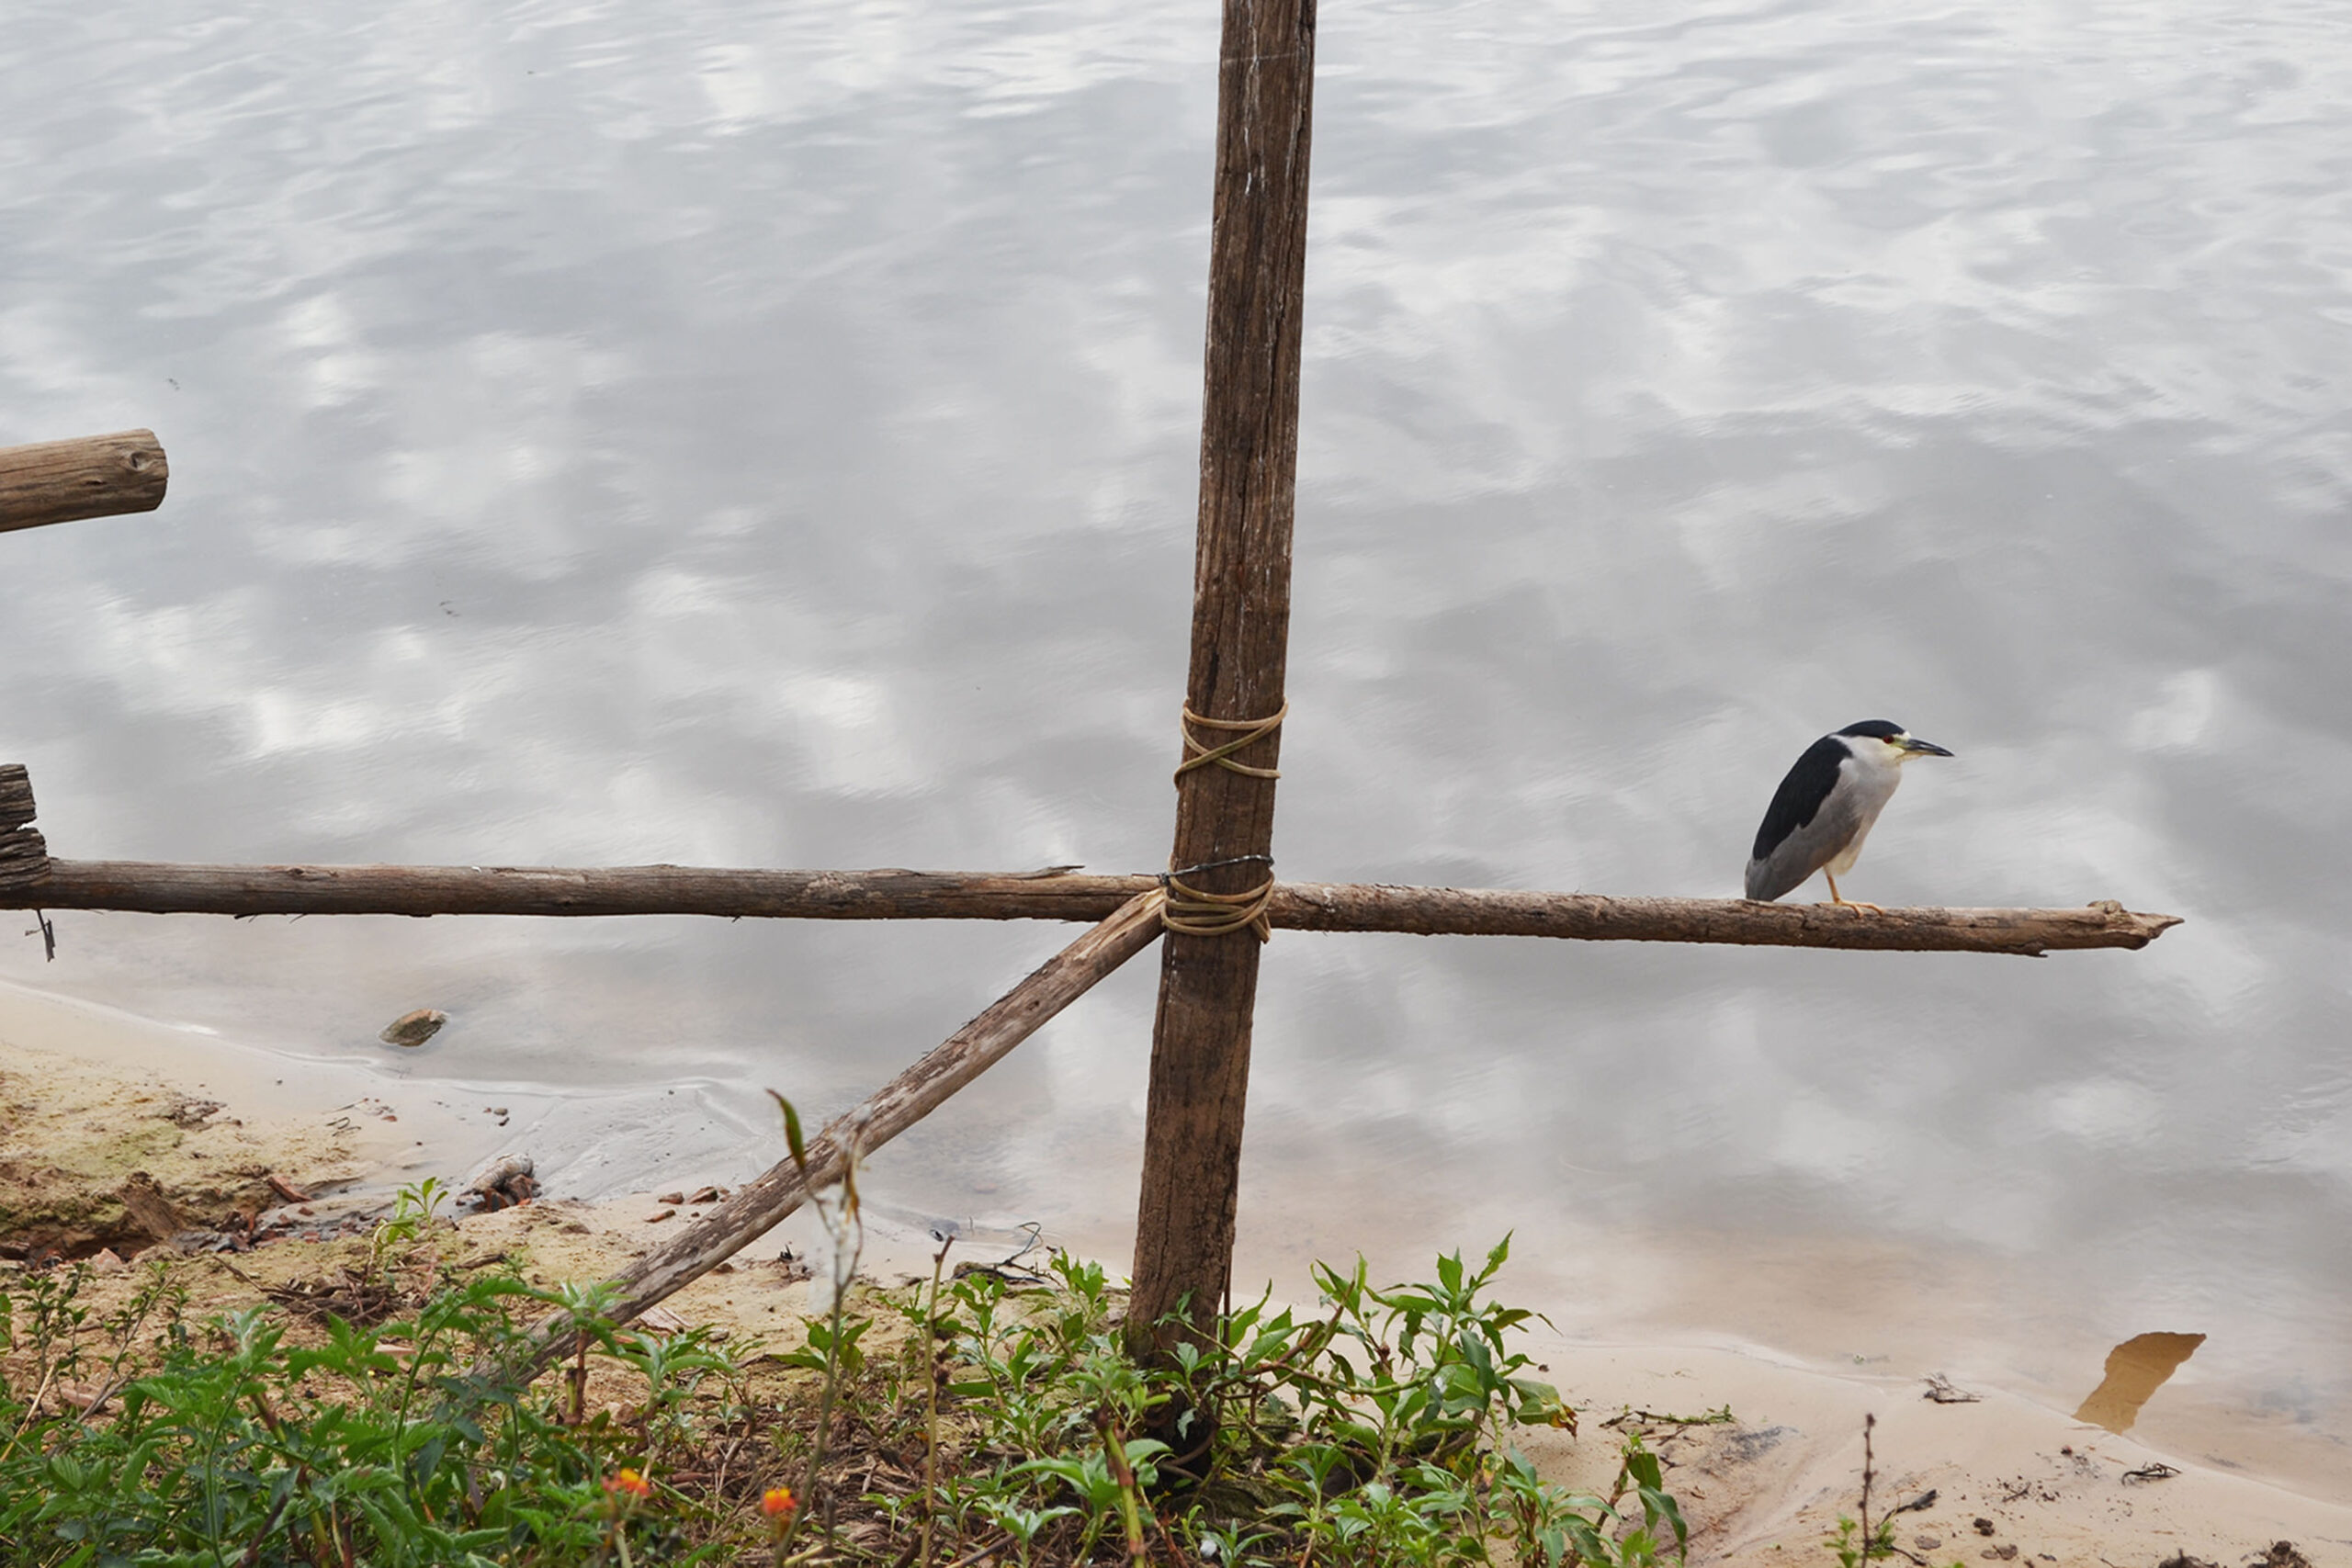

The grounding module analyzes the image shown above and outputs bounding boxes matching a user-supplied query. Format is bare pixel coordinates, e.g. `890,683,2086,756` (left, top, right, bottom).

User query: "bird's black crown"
1835,719,1906,739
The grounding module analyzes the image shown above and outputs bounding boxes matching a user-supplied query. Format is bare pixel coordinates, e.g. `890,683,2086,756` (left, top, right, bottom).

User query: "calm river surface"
5,0,2349,1495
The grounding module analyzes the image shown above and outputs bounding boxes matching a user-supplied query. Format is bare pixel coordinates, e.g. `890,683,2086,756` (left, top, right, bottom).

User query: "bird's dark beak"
1901,736,1953,758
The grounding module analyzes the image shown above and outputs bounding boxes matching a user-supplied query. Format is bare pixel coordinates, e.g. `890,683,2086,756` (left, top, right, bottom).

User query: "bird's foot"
1830,897,1885,914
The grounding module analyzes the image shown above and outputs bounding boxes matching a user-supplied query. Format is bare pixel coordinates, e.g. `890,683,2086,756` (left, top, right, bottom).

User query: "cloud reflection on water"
2,0,2348,1491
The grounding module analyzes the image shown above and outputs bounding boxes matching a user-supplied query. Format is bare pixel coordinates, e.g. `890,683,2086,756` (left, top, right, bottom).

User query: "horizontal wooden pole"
16,859,1152,919
503,887,1170,1373
1272,883,2179,955
1,858,2178,954
0,430,168,534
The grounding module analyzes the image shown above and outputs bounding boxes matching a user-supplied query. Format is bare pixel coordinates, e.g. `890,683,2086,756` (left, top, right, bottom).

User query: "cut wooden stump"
0,430,168,534
0,765,44,891
0,765,32,832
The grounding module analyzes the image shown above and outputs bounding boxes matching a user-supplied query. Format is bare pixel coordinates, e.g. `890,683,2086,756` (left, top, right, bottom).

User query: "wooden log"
1129,0,1321,1369
0,859,2180,953
501,888,1168,1375
0,765,32,832
0,430,168,534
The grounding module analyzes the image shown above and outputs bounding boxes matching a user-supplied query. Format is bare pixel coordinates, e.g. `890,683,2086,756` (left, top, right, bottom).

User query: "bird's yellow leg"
1825,871,1883,914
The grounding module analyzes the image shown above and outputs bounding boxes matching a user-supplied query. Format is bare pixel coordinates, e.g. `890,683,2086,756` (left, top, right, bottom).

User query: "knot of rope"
1158,854,1276,942
1174,702,1288,782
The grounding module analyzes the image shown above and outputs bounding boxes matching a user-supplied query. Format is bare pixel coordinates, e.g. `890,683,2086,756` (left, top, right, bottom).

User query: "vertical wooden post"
1128,0,1319,1360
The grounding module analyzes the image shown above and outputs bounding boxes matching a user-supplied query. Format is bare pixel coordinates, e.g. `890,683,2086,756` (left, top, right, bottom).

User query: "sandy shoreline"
5,979,2347,1565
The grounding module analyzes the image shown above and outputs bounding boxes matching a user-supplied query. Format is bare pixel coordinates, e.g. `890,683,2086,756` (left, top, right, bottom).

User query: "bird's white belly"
1826,827,1871,875
1826,761,1902,874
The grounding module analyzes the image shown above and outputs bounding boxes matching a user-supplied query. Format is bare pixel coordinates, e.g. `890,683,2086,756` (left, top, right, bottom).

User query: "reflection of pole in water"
2072,1331,2208,1432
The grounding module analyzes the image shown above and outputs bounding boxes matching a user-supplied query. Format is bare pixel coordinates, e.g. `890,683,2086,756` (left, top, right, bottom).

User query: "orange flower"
761,1485,797,1518
604,1468,653,1500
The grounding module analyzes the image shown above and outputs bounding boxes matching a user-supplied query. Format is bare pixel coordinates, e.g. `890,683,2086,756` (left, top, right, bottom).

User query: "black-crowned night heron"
1745,719,1952,908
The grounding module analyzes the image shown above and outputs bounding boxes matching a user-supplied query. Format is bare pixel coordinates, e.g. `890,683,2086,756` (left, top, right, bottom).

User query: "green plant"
914,1227,956,1568
0,1228,1688,1567
0,1268,692,1565
1,1264,93,1462
371,1176,451,1260
610,1323,744,1472
1827,1413,1915,1568
764,1089,870,1557
1829,1511,1899,1568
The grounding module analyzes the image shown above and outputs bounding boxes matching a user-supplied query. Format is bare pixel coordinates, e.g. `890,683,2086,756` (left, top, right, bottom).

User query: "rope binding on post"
1158,853,1276,942
1164,705,1286,938
1174,702,1288,782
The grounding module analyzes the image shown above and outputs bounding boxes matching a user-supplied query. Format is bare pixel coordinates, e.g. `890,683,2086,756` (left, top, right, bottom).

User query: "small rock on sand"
380,1009,447,1047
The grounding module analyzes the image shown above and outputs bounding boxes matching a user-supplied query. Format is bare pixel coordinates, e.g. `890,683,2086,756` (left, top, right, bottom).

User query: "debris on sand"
464,1151,537,1213
379,1007,448,1047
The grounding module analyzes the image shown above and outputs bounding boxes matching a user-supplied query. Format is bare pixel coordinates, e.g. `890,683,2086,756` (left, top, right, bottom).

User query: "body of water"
4,0,2348,1496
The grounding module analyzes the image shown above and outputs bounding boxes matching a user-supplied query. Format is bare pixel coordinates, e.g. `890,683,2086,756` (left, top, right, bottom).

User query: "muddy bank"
0,1028,444,1261
0,1052,363,1258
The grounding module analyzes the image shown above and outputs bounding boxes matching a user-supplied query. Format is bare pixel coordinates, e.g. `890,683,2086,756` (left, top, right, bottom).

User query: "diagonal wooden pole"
1128,0,1319,1361
501,888,1166,1375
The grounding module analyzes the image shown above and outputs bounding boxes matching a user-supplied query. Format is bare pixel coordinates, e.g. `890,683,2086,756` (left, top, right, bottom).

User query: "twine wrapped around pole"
1162,710,1288,941
1175,704,1288,781
1159,868,1276,941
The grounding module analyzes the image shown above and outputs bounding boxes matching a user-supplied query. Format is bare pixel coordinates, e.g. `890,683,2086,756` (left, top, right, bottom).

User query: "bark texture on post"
0,430,168,534
1129,0,1319,1359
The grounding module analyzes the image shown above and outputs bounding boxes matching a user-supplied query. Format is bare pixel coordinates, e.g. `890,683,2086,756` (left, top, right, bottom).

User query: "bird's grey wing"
1745,750,1865,901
